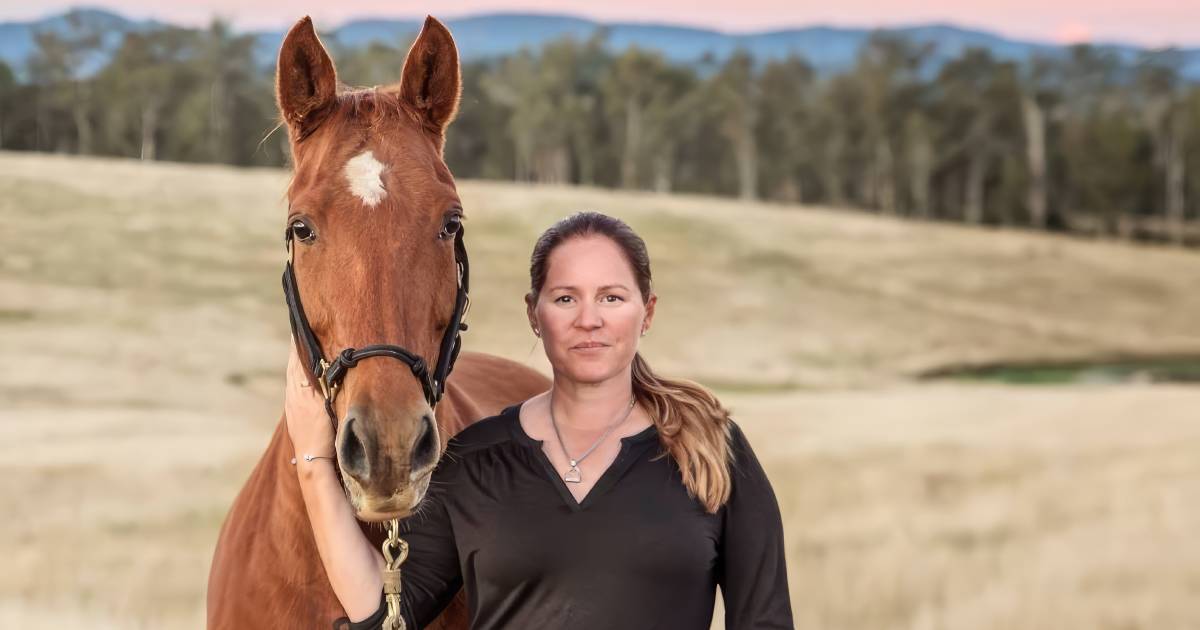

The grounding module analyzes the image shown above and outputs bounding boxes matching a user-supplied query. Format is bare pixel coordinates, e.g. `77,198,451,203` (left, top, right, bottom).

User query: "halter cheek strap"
281,224,470,423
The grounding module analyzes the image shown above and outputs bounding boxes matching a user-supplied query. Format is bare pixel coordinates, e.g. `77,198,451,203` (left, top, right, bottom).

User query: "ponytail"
632,352,733,513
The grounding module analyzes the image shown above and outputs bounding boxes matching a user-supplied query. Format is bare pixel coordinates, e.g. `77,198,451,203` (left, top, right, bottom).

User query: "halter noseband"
281,224,470,422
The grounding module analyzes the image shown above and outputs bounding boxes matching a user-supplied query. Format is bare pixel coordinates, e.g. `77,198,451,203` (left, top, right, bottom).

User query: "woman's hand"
284,343,336,460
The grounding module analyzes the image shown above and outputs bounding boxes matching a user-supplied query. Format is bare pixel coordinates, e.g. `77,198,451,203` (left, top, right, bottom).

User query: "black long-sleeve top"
338,402,793,630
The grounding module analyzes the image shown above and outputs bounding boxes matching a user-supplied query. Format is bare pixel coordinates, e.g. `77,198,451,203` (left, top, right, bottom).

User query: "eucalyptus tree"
1134,50,1187,244
928,48,1022,224
98,27,196,160
26,13,103,153
756,55,816,203
847,33,933,214
707,50,761,200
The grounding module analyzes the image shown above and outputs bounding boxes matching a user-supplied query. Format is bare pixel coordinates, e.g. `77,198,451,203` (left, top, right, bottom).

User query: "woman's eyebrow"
546,283,631,292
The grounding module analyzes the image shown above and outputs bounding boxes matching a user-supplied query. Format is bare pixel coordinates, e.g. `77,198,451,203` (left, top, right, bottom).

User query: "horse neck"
232,417,337,584
208,415,348,627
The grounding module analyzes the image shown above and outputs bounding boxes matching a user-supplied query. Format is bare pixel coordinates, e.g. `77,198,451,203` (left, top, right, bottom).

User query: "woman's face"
528,235,656,386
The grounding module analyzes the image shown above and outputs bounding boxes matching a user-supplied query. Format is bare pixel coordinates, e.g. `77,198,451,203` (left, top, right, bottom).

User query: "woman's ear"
525,293,539,336
642,293,657,335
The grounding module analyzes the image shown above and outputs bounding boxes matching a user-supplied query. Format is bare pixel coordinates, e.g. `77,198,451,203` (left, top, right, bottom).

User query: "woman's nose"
576,301,602,328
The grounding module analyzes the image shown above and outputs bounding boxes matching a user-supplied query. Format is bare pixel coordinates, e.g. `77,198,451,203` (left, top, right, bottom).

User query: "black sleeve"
335,460,465,630
717,421,794,629
338,592,386,630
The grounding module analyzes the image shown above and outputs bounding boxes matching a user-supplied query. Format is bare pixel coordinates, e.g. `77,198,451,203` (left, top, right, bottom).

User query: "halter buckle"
317,358,338,402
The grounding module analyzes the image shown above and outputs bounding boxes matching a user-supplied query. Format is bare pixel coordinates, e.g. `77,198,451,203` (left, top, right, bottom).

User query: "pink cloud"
3,1,1198,47
1053,22,1094,45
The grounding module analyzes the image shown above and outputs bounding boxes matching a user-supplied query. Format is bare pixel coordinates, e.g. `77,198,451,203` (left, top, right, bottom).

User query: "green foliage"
6,24,1200,245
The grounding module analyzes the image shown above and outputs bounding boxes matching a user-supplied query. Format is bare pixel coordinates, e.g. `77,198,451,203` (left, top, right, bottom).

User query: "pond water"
927,358,1200,385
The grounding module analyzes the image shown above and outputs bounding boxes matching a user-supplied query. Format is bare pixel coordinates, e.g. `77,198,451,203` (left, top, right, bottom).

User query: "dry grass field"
2,151,1199,629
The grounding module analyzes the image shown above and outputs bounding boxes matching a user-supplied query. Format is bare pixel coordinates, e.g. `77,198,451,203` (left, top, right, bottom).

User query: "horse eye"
440,214,462,240
291,219,315,243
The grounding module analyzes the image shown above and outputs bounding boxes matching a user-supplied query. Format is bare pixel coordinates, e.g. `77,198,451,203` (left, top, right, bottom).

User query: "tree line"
3,15,1199,246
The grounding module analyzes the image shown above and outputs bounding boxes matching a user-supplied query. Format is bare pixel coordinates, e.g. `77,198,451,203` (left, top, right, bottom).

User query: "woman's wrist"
294,455,339,482
292,451,336,464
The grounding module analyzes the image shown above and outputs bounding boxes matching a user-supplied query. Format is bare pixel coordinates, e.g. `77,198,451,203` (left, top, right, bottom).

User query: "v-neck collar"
502,402,659,512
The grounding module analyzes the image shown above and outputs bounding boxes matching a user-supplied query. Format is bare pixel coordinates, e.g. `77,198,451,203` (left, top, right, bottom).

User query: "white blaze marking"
344,150,386,206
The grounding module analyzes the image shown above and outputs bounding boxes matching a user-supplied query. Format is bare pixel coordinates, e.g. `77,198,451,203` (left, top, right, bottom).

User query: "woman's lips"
571,341,608,350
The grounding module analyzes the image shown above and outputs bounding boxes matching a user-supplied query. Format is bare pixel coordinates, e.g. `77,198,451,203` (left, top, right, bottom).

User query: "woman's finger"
286,343,298,383
285,340,334,450
286,343,319,404
288,346,307,386
288,344,305,386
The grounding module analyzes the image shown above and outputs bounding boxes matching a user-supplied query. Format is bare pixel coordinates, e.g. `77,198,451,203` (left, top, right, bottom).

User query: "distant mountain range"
4,7,1200,82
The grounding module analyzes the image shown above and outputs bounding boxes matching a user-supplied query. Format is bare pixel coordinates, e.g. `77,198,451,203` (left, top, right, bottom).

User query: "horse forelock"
286,87,452,201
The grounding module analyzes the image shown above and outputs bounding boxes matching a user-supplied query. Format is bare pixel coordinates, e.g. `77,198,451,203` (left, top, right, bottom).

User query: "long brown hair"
528,211,733,513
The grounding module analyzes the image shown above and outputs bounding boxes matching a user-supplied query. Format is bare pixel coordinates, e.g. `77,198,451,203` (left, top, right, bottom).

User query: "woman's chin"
562,364,628,385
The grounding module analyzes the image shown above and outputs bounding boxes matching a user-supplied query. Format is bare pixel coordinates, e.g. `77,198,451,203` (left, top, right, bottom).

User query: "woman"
287,211,793,629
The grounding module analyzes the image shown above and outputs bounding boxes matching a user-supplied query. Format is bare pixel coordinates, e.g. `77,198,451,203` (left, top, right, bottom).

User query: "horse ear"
398,16,462,143
277,17,338,139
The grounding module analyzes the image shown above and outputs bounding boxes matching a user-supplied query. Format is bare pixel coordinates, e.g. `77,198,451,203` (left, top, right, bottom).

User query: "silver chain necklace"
548,393,636,483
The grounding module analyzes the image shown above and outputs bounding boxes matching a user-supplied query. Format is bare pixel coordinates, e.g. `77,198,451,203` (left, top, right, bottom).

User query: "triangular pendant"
564,466,582,483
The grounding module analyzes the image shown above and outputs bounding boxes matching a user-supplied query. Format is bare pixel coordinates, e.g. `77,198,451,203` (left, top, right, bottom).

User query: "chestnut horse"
207,16,548,629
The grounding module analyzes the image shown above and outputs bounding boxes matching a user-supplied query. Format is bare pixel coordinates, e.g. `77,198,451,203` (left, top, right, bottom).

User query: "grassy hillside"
2,152,1198,629
4,151,1199,398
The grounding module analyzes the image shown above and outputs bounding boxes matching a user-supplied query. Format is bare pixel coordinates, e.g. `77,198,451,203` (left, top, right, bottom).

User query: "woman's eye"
603,295,624,303
291,220,315,243
555,295,573,304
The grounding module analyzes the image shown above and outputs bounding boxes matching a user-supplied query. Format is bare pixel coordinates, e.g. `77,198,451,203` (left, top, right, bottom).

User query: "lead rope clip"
381,517,409,630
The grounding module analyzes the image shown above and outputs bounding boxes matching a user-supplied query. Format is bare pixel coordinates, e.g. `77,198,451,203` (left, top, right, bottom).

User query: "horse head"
276,16,463,521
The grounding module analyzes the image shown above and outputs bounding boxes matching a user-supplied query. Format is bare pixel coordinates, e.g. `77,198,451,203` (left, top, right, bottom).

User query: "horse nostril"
339,416,370,481
411,414,438,472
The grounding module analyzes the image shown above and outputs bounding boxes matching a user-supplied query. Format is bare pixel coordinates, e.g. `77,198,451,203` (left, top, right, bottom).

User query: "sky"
2,0,1197,48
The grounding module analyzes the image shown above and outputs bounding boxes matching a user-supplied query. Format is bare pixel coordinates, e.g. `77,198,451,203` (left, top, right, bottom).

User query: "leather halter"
282,223,470,422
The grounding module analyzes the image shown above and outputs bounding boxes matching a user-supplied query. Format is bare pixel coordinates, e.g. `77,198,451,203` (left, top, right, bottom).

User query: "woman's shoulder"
443,402,524,455
723,417,766,480
722,417,780,504
726,417,750,451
